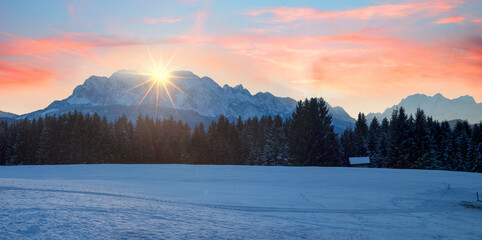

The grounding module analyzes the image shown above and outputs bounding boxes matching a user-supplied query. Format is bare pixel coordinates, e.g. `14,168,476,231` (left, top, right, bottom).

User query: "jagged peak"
223,83,251,95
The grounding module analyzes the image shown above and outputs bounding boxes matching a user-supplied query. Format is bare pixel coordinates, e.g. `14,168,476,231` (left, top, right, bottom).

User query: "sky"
0,0,481,117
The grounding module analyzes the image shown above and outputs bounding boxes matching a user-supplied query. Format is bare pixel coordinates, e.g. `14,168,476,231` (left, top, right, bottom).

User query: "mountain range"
366,93,482,124
7,70,356,133
2,70,480,131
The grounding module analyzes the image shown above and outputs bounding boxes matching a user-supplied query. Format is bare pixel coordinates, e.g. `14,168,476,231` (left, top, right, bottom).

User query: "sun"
152,70,170,84
125,47,188,118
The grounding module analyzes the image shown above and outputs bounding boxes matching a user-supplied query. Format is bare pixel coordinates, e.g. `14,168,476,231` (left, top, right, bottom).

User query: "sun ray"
125,47,188,118
137,59,155,74
167,80,189,96
161,80,178,114
124,79,152,93
159,46,163,71
146,46,157,70
162,49,177,72
136,80,157,110
155,81,160,118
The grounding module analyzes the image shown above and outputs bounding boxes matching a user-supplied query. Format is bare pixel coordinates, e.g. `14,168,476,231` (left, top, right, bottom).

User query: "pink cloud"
242,26,288,34
135,17,183,24
472,19,482,23
245,1,456,22
435,16,465,24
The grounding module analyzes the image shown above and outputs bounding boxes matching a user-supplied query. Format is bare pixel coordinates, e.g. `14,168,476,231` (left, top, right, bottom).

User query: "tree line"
341,108,481,172
0,98,480,172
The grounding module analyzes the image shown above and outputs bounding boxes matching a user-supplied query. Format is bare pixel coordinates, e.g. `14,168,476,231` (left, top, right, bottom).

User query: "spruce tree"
288,98,340,166
354,113,368,156
367,117,383,167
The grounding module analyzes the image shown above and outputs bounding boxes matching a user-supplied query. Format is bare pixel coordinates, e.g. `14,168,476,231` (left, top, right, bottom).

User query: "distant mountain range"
3,70,355,133
366,93,482,124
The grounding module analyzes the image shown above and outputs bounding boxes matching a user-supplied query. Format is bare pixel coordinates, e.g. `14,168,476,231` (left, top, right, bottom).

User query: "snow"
66,96,92,105
1,165,481,239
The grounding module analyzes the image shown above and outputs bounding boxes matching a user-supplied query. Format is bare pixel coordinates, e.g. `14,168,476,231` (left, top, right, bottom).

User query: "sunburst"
127,47,188,118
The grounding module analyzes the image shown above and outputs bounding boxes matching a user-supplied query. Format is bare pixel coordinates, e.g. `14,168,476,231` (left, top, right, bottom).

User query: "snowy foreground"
1,165,481,239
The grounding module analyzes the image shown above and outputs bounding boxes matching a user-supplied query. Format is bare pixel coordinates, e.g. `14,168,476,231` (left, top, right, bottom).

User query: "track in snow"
0,186,471,214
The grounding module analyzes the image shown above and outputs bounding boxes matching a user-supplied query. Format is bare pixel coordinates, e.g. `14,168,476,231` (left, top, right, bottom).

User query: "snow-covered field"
0,165,481,239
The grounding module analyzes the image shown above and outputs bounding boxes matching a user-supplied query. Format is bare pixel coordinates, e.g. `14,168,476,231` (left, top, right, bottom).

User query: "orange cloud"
0,61,55,90
435,16,465,24
135,17,183,24
245,1,455,22
472,19,482,23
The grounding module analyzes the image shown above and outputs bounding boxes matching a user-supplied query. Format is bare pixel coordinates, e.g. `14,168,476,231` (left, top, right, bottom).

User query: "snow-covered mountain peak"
110,69,139,77
44,70,300,119
223,83,251,95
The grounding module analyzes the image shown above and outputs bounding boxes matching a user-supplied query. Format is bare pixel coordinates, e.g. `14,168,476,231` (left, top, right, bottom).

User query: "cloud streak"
135,17,183,24
435,16,465,24
245,1,456,22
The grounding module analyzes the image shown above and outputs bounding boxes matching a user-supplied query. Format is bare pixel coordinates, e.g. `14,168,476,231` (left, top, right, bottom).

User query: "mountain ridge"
17,70,356,133
366,93,481,123
0,110,18,119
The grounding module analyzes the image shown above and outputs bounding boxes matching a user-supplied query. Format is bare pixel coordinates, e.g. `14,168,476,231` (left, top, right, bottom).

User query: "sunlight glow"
152,70,170,83
127,47,188,118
